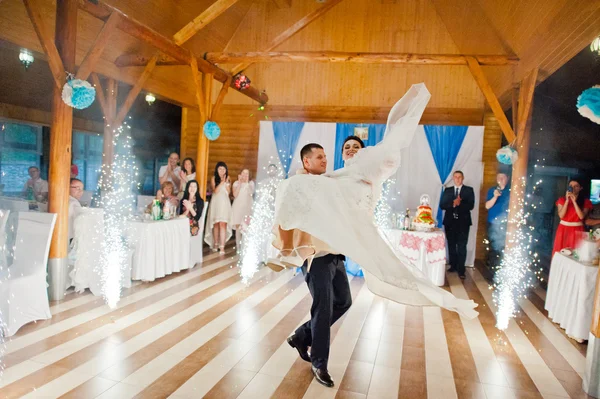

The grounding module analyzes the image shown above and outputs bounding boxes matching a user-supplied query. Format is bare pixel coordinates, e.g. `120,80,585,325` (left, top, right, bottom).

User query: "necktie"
455,187,459,198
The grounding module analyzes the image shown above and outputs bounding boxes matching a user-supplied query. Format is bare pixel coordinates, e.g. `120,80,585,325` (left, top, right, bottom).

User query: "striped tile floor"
0,245,592,399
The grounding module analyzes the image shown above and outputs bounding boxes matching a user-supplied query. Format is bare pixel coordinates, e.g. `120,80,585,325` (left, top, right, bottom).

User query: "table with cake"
384,195,447,286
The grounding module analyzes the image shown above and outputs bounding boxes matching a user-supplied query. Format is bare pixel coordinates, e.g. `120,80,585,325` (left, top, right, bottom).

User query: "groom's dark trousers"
294,254,352,369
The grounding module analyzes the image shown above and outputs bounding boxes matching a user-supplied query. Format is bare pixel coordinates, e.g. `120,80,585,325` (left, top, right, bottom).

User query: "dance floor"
0,244,590,399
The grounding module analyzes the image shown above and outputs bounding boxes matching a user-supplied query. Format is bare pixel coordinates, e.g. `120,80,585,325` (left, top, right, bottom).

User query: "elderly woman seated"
148,181,180,212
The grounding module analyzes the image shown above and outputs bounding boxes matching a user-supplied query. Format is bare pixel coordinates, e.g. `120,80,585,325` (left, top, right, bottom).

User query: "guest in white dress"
178,158,197,195
204,162,232,255
232,169,255,251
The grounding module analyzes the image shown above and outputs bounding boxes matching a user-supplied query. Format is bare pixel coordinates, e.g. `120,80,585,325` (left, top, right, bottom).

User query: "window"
0,121,42,195
72,131,103,191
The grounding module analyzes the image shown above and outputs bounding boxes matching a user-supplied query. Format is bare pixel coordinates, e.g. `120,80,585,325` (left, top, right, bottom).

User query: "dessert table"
383,228,446,286
545,252,598,341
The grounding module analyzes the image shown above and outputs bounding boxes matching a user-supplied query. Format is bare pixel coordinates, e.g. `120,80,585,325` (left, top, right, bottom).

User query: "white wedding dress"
273,83,478,319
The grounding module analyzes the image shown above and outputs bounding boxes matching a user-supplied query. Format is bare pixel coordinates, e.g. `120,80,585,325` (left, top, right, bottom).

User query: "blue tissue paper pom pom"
577,85,600,124
61,79,96,110
204,121,221,141
496,145,518,165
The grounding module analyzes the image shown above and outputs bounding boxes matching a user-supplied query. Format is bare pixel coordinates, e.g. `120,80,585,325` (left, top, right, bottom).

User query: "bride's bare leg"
293,230,315,259
278,226,294,254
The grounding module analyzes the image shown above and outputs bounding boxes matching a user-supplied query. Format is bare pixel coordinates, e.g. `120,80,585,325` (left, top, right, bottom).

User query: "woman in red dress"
553,179,593,254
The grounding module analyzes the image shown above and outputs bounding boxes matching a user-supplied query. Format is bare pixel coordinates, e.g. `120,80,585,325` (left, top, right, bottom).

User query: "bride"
269,83,478,319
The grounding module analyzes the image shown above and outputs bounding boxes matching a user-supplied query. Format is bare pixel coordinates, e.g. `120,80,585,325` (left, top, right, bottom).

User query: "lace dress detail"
272,83,478,319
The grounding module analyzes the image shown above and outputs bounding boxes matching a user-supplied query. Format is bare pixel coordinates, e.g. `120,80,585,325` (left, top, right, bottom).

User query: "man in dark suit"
285,143,352,388
440,170,475,279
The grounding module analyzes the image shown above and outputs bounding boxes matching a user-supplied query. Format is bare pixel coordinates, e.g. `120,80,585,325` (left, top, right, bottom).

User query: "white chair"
0,212,56,337
189,202,208,268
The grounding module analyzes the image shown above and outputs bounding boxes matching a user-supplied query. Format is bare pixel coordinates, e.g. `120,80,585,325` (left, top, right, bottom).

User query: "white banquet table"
383,228,446,286
128,217,191,282
545,253,598,341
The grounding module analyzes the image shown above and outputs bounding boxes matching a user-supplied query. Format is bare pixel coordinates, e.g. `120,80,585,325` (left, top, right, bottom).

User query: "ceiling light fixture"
19,49,34,70
145,93,156,106
591,37,600,55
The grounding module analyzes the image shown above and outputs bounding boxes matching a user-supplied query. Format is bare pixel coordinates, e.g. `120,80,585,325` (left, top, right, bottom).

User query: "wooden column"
504,69,538,247
48,0,77,260
196,73,213,198
103,78,118,168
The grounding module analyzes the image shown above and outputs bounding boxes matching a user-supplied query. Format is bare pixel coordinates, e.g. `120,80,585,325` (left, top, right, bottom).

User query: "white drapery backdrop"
257,121,484,266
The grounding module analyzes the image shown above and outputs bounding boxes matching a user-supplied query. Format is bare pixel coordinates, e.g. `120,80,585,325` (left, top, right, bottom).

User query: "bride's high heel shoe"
266,249,294,272
280,246,316,269
266,246,316,272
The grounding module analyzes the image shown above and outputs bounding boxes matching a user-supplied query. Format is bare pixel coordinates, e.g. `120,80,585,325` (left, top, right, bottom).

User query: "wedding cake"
413,194,436,232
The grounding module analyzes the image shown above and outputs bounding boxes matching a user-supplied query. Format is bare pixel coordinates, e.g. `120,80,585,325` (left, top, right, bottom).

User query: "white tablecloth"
128,218,191,282
546,253,598,341
383,228,446,286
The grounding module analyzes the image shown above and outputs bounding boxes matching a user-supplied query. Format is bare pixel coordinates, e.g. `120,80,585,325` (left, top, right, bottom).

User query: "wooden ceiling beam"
116,51,518,67
112,54,158,128
115,53,180,67
90,73,109,119
516,68,538,139
22,0,66,89
465,56,516,143
207,51,518,65
190,57,207,123
173,0,243,45
211,76,232,121
75,12,120,80
231,0,346,74
77,0,268,104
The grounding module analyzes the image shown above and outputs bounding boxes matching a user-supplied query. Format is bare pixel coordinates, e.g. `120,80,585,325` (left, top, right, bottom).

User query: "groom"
286,143,352,388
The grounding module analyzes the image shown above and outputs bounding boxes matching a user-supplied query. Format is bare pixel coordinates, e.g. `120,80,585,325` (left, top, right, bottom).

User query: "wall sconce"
19,49,34,70
591,36,600,55
145,93,156,105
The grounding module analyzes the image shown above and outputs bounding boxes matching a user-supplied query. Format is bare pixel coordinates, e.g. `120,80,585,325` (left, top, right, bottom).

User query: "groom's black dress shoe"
447,267,457,272
312,366,334,388
287,334,311,363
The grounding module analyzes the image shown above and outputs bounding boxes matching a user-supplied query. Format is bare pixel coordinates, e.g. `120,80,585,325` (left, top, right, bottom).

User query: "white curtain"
257,121,336,182
392,126,484,265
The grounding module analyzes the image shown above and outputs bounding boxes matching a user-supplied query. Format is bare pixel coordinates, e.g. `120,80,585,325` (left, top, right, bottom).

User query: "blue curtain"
424,125,468,227
273,122,305,177
334,124,386,170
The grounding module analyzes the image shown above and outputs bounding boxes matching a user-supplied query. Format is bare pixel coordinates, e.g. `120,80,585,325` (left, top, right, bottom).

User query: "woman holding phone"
552,179,593,254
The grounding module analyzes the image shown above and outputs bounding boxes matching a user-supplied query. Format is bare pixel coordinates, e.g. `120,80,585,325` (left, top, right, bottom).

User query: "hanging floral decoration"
496,145,518,165
233,73,251,90
203,120,221,141
577,85,600,125
61,75,96,109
